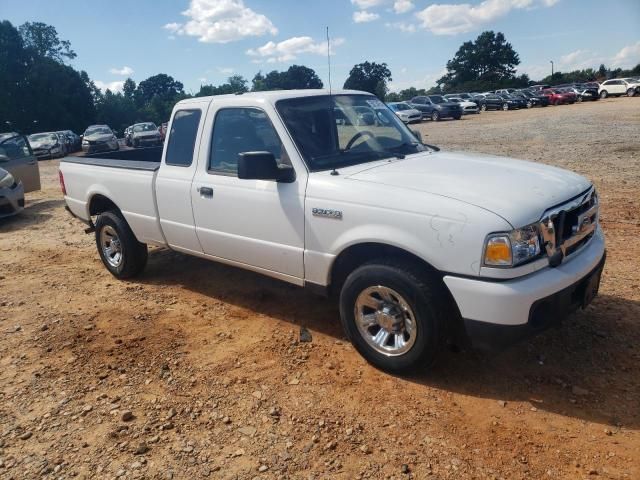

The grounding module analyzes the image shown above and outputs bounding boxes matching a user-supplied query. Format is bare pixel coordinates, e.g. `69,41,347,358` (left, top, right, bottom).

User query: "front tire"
627,88,636,97
502,103,509,111
95,211,148,279
431,110,440,122
480,104,487,112
600,90,608,99
339,260,444,372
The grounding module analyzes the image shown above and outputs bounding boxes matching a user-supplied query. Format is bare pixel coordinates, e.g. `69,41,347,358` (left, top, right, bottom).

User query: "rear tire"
339,260,445,372
454,115,462,120
480,104,487,112
95,211,148,279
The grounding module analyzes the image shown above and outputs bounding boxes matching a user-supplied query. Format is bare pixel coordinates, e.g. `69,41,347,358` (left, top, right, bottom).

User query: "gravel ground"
0,97,639,480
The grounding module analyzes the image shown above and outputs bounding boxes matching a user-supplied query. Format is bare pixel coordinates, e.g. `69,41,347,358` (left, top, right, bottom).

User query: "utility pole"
550,60,554,78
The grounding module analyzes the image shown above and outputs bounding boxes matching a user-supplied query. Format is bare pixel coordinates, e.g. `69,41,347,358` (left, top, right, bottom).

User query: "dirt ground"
1,97,639,480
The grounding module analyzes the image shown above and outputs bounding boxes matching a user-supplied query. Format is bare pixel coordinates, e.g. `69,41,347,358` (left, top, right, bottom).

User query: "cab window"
209,108,289,175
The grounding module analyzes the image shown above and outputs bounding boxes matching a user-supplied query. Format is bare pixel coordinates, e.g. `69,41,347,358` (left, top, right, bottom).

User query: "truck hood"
84,133,114,142
345,151,592,227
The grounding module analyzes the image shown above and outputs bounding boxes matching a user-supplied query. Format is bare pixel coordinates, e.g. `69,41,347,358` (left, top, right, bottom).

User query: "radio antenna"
326,26,332,95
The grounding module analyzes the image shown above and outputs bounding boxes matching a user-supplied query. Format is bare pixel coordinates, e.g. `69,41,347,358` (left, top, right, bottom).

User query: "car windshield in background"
276,94,427,172
391,103,411,111
85,127,112,136
429,95,447,104
133,123,157,132
29,133,57,143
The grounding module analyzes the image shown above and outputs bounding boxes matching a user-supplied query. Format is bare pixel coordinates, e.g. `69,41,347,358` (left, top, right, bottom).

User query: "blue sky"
2,0,639,94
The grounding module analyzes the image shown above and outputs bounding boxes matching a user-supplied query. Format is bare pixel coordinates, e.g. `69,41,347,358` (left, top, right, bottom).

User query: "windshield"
428,95,446,104
390,103,411,111
85,126,112,136
133,123,157,132
29,133,57,142
276,94,428,172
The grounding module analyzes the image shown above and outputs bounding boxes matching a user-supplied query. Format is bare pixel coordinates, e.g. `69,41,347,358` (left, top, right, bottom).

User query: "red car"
541,89,576,105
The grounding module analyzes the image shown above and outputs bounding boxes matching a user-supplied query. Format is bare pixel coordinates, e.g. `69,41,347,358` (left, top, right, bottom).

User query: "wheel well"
330,243,438,295
89,194,120,217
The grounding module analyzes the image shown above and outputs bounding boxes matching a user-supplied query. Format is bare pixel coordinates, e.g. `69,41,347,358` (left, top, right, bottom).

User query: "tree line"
1,20,638,135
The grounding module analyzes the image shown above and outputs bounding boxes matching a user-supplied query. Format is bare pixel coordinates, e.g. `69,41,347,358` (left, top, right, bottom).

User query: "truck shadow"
140,249,640,429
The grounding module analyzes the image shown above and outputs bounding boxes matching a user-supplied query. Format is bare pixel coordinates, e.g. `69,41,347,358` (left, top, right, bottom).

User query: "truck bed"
60,150,165,247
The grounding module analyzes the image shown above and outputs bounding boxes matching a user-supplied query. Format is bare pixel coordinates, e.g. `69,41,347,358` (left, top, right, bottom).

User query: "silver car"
82,125,120,154
0,133,41,218
130,122,162,148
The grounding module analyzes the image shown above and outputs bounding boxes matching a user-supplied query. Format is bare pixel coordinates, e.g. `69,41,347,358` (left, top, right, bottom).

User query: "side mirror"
411,129,423,144
237,151,295,183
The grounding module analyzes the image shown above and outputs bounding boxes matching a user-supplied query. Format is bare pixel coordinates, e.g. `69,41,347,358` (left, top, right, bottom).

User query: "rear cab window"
165,109,202,167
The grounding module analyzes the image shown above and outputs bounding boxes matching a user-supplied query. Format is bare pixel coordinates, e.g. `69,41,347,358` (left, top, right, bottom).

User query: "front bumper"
443,227,605,350
82,141,118,153
0,182,25,218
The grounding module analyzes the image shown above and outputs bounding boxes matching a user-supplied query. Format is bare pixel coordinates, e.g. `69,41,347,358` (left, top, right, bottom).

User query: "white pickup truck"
60,89,605,372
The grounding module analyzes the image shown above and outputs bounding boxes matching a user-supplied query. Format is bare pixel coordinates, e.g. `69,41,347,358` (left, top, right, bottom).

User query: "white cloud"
219,67,235,74
164,0,277,43
94,80,125,93
393,0,414,13
612,41,640,69
109,66,134,76
351,0,386,8
247,36,344,63
353,10,380,22
385,21,417,32
415,0,559,36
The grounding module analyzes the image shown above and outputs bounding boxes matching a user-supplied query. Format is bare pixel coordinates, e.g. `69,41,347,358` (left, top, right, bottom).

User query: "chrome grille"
539,188,598,262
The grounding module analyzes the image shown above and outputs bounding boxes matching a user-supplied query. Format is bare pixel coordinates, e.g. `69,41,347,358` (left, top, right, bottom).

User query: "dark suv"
409,95,463,121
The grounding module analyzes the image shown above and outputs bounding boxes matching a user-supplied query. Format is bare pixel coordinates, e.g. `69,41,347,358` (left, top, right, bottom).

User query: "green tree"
197,75,249,97
95,90,138,134
343,61,392,99
135,74,184,106
251,66,323,91
437,31,520,91
123,78,136,99
18,21,76,63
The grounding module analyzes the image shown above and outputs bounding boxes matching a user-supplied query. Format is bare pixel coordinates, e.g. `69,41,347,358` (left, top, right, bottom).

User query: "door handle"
197,186,213,198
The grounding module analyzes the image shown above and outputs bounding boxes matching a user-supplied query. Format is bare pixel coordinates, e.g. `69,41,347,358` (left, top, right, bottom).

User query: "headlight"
82,140,89,145
0,172,15,188
484,224,542,267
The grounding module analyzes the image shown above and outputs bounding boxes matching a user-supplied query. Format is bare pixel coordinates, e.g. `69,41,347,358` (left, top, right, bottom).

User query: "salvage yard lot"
1,98,639,479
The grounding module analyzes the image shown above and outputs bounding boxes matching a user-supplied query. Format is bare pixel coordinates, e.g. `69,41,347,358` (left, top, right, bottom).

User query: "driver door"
190,106,306,282
0,135,41,192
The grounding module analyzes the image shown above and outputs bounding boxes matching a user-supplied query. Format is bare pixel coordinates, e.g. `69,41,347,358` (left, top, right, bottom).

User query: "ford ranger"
60,90,605,372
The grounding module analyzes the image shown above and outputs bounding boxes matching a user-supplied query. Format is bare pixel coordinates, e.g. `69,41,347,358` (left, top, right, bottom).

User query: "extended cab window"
165,109,201,167
209,108,287,175
0,136,31,160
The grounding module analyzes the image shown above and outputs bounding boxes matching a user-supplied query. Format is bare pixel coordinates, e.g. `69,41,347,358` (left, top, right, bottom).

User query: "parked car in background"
494,88,517,95
563,85,599,102
409,95,462,121
476,94,513,111
497,93,527,109
386,102,422,123
598,78,640,98
541,89,573,105
56,131,72,155
28,132,66,159
0,166,25,218
445,96,479,114
62,130,82,152
159,123,168,142
124,126,133,147
0,133,40,217
82,125,119,154
513,90,550,107
130,122,162,148
444,93,474,102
